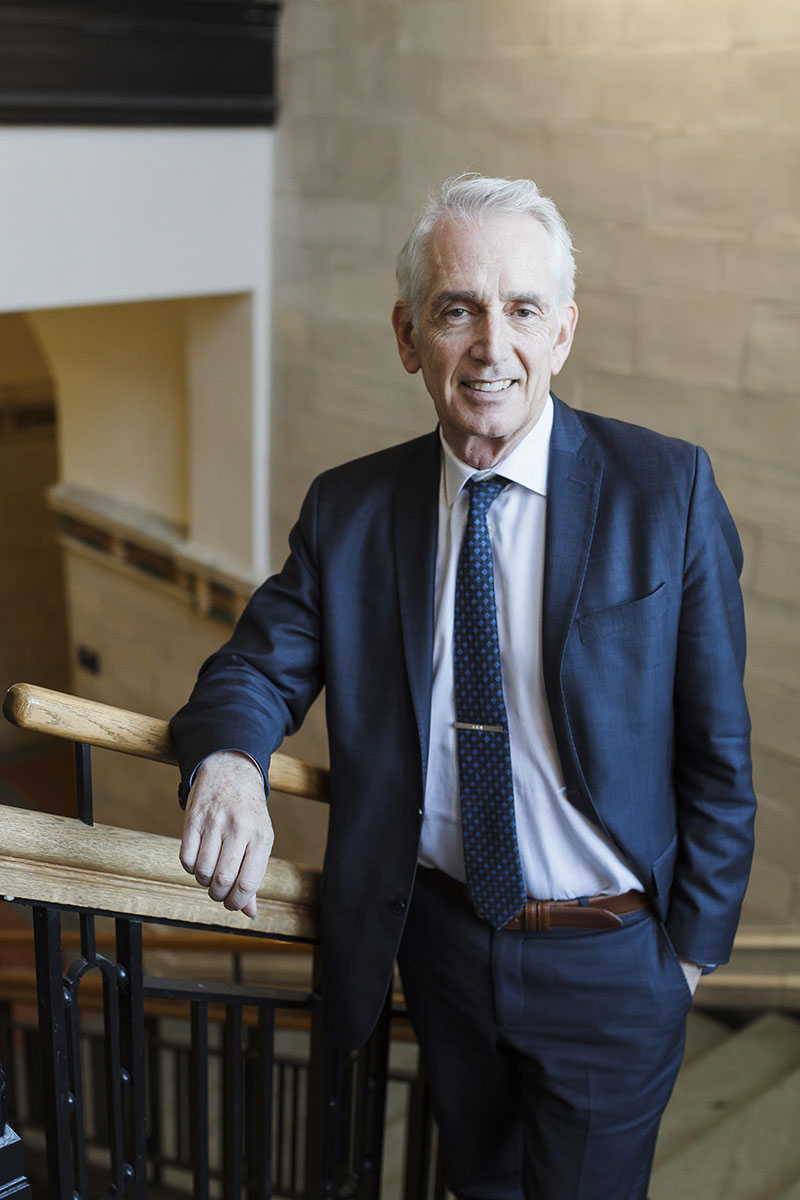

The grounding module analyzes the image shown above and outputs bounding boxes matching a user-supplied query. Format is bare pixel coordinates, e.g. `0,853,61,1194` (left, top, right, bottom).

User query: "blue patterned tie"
454,476,527,928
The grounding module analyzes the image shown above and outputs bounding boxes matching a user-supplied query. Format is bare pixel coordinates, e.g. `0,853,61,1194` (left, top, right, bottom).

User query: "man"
171,175,756,1199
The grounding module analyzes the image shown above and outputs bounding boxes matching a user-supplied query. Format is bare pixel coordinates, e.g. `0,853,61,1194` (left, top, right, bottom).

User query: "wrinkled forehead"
422,212,558,310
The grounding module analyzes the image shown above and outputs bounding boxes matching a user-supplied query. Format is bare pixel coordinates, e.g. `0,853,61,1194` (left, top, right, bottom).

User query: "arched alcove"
0,313,70,762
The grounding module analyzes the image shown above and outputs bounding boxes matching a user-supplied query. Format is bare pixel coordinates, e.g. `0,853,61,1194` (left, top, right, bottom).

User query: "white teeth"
468,379,513,393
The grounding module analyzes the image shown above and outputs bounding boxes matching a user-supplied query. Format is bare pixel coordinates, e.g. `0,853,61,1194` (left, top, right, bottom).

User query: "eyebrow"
432,290,550,311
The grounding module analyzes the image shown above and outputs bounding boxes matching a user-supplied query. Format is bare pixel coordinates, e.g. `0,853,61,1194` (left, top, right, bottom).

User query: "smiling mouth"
463,379,515,393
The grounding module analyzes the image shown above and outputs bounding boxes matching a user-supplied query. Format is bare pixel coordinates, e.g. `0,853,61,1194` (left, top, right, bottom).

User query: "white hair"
396,173,577,318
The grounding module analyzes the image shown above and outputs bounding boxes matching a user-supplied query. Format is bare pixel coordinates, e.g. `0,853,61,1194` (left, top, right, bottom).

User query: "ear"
392,301,421,375
550,301,579,376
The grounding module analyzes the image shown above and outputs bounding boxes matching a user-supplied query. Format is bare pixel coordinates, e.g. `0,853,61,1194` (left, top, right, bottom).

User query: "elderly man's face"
392,212,578,469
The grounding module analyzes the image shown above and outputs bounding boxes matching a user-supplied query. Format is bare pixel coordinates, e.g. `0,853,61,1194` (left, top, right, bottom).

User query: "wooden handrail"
0,804,320,941
3,682,330,801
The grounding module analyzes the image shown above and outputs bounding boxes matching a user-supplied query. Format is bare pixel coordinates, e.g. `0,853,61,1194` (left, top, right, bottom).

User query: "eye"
513,306,536,319
444,306,469,320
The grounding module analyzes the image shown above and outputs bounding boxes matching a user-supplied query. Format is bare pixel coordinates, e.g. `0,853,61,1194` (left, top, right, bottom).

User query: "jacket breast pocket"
577,582,668,645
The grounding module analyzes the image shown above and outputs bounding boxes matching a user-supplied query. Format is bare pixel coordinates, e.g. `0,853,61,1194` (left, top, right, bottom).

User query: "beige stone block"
721,241,800,306
551,359,586,410
552,0,625,46
601,229,725,292
744,595,800,691
650,133,764,234
543,128,649,225
688,389,799,475
754,532,800,606
730,0,800,45
746,675,800,760
279,1,337,59
638,295,748,388
398,116,549,207
752,746,800,807
310,313,401,382
306,358,434,444
281,116,399,202
570,289,636,372
473,0,550,54
744,305,800,396
271,394,398,494
569,226,624,291
755,137,800,242
439,58,538,124
722,49,800,131
522,57,602,125
314,261,399,324
329,1,397,47
576,369,701,440
739,854,795,924
620,0,733,46
749,792,800,878
734,521,758,593
283,46,441,123
592,51,725,126
713,455,800,537
396,1,479,55
293,199,382,251
273,305,311,363
369,52,443,118
280,52,338,118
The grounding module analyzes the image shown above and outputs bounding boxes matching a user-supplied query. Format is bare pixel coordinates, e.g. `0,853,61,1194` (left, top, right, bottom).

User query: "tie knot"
466,475,507,517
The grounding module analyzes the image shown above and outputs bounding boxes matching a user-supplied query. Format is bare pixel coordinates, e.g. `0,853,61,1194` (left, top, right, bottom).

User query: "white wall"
0,128,272,312
0,127,274,576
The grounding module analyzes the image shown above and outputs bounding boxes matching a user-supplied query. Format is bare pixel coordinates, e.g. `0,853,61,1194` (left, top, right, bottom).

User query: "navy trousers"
397,868,693,1200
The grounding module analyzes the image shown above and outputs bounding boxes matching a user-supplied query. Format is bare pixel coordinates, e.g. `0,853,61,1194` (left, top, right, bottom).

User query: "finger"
242,896,258,919
222,840,270,913
207,833,247,905
179,818,201,874
194,825,223,889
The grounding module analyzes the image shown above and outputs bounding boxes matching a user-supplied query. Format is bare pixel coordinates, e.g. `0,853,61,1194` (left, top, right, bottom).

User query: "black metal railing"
0,684,428,1200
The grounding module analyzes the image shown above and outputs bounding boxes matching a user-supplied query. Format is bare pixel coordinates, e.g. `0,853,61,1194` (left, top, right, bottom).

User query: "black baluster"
222,1005,243,1200
190,1003,210,1200
101,952,126,1195
116,920,146,1198
246,1007,273,1200
32,906,74,1199
74,743,93,826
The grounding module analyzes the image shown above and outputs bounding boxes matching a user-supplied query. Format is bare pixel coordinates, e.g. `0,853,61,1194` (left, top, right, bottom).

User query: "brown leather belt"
420,867,650,931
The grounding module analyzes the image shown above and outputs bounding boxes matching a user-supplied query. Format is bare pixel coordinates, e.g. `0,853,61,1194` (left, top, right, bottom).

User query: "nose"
470,309,511,364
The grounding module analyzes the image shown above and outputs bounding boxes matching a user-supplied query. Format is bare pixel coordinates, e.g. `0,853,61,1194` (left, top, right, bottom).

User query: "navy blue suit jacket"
171,397,756,1051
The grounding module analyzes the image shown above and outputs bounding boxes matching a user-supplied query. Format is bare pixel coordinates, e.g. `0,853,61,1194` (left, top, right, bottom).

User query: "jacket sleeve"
170,478,325,807
665,446,756,966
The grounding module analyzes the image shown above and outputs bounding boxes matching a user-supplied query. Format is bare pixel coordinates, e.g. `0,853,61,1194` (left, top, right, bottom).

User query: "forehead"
424,211,556,305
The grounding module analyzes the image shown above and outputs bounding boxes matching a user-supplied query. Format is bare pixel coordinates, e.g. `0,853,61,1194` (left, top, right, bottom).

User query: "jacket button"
389,898,406,916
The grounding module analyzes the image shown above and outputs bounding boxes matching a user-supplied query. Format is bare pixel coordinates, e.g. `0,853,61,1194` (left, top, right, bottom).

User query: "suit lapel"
542,398,603,682
542,399,604,823
393,431,440,784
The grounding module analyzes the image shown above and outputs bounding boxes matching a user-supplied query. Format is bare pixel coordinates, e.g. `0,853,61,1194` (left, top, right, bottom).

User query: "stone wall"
270,0,800,922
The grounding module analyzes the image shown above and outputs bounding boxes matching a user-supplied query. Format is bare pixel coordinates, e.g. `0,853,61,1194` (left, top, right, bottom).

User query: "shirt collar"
440,392,554,508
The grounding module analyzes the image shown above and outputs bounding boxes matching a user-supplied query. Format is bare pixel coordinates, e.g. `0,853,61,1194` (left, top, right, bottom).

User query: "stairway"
650,1009,800,1200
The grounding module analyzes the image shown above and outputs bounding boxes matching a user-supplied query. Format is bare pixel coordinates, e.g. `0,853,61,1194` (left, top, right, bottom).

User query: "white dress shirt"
420,395,644,901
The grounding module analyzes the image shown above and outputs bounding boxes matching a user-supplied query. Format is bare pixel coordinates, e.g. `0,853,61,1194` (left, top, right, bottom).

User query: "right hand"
179,750,274,918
